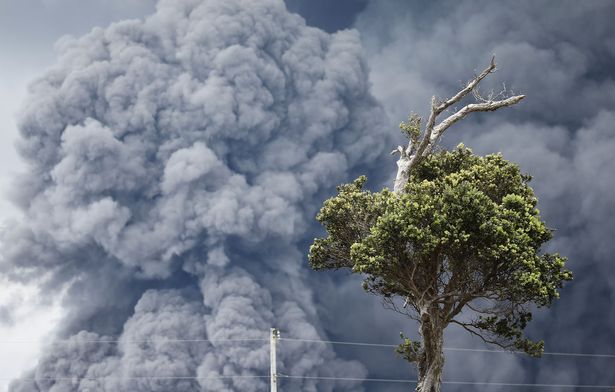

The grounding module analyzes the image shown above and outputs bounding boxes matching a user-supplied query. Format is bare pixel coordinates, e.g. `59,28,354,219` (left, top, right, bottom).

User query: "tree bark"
415,310,445,392
393,156,412,194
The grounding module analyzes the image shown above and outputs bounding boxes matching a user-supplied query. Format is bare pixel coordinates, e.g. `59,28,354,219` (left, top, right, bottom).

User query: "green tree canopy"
309,145,571,389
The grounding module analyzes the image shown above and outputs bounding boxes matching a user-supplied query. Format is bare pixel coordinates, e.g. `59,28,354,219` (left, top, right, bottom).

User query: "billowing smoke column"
2,0,390,390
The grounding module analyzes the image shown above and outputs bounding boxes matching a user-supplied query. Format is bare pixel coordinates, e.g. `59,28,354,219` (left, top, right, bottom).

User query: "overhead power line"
279,375,615,389
0,338,268,344
0,375,269,381
6,328,614,390
2,335,614,358
279,337,615,358
6,375,615,390
1,334,613,358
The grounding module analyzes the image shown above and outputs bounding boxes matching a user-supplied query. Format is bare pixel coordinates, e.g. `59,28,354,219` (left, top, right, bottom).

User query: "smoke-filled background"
1,0,614,391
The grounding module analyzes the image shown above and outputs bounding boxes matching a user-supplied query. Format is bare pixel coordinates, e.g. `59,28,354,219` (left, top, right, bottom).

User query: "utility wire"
0,338,615,358
6,374,615,389
2,335,614,358
0,338,268,344
279,337,615,358
279,375,615,389
0,375,269,381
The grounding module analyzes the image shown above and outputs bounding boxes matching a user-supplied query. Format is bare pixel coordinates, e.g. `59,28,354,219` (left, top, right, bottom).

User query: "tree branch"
422,94,525,157
436,55,497,114
392,56,525,193
449,319,513,350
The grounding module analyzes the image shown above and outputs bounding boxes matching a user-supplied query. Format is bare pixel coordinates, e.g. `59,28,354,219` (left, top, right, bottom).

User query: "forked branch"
392,56,525,193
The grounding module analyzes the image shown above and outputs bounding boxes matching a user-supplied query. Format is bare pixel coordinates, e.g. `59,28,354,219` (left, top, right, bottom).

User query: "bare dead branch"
436,55,496,114
392,56,525,193
422,94,525,157
407,56,496,167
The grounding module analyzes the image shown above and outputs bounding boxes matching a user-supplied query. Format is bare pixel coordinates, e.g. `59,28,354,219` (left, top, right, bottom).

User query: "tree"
308,58,572,392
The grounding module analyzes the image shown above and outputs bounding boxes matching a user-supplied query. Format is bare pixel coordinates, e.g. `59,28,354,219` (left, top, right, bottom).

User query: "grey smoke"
2,0,392,390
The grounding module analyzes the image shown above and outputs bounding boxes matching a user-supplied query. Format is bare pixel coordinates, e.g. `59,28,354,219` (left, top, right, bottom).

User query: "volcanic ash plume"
2,0,390,390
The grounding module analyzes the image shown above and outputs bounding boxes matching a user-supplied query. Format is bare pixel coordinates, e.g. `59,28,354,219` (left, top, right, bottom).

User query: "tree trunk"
415,311,445,392
393,156,411,194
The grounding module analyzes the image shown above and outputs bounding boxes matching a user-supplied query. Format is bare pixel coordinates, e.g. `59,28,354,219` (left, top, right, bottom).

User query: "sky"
0,1,614,391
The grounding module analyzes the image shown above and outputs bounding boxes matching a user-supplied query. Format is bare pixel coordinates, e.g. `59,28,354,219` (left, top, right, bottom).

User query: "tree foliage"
309,145,572,357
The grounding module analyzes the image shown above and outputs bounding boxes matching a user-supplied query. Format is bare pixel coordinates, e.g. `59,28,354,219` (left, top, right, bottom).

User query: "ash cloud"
2,0,391,390
6,0,613,390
